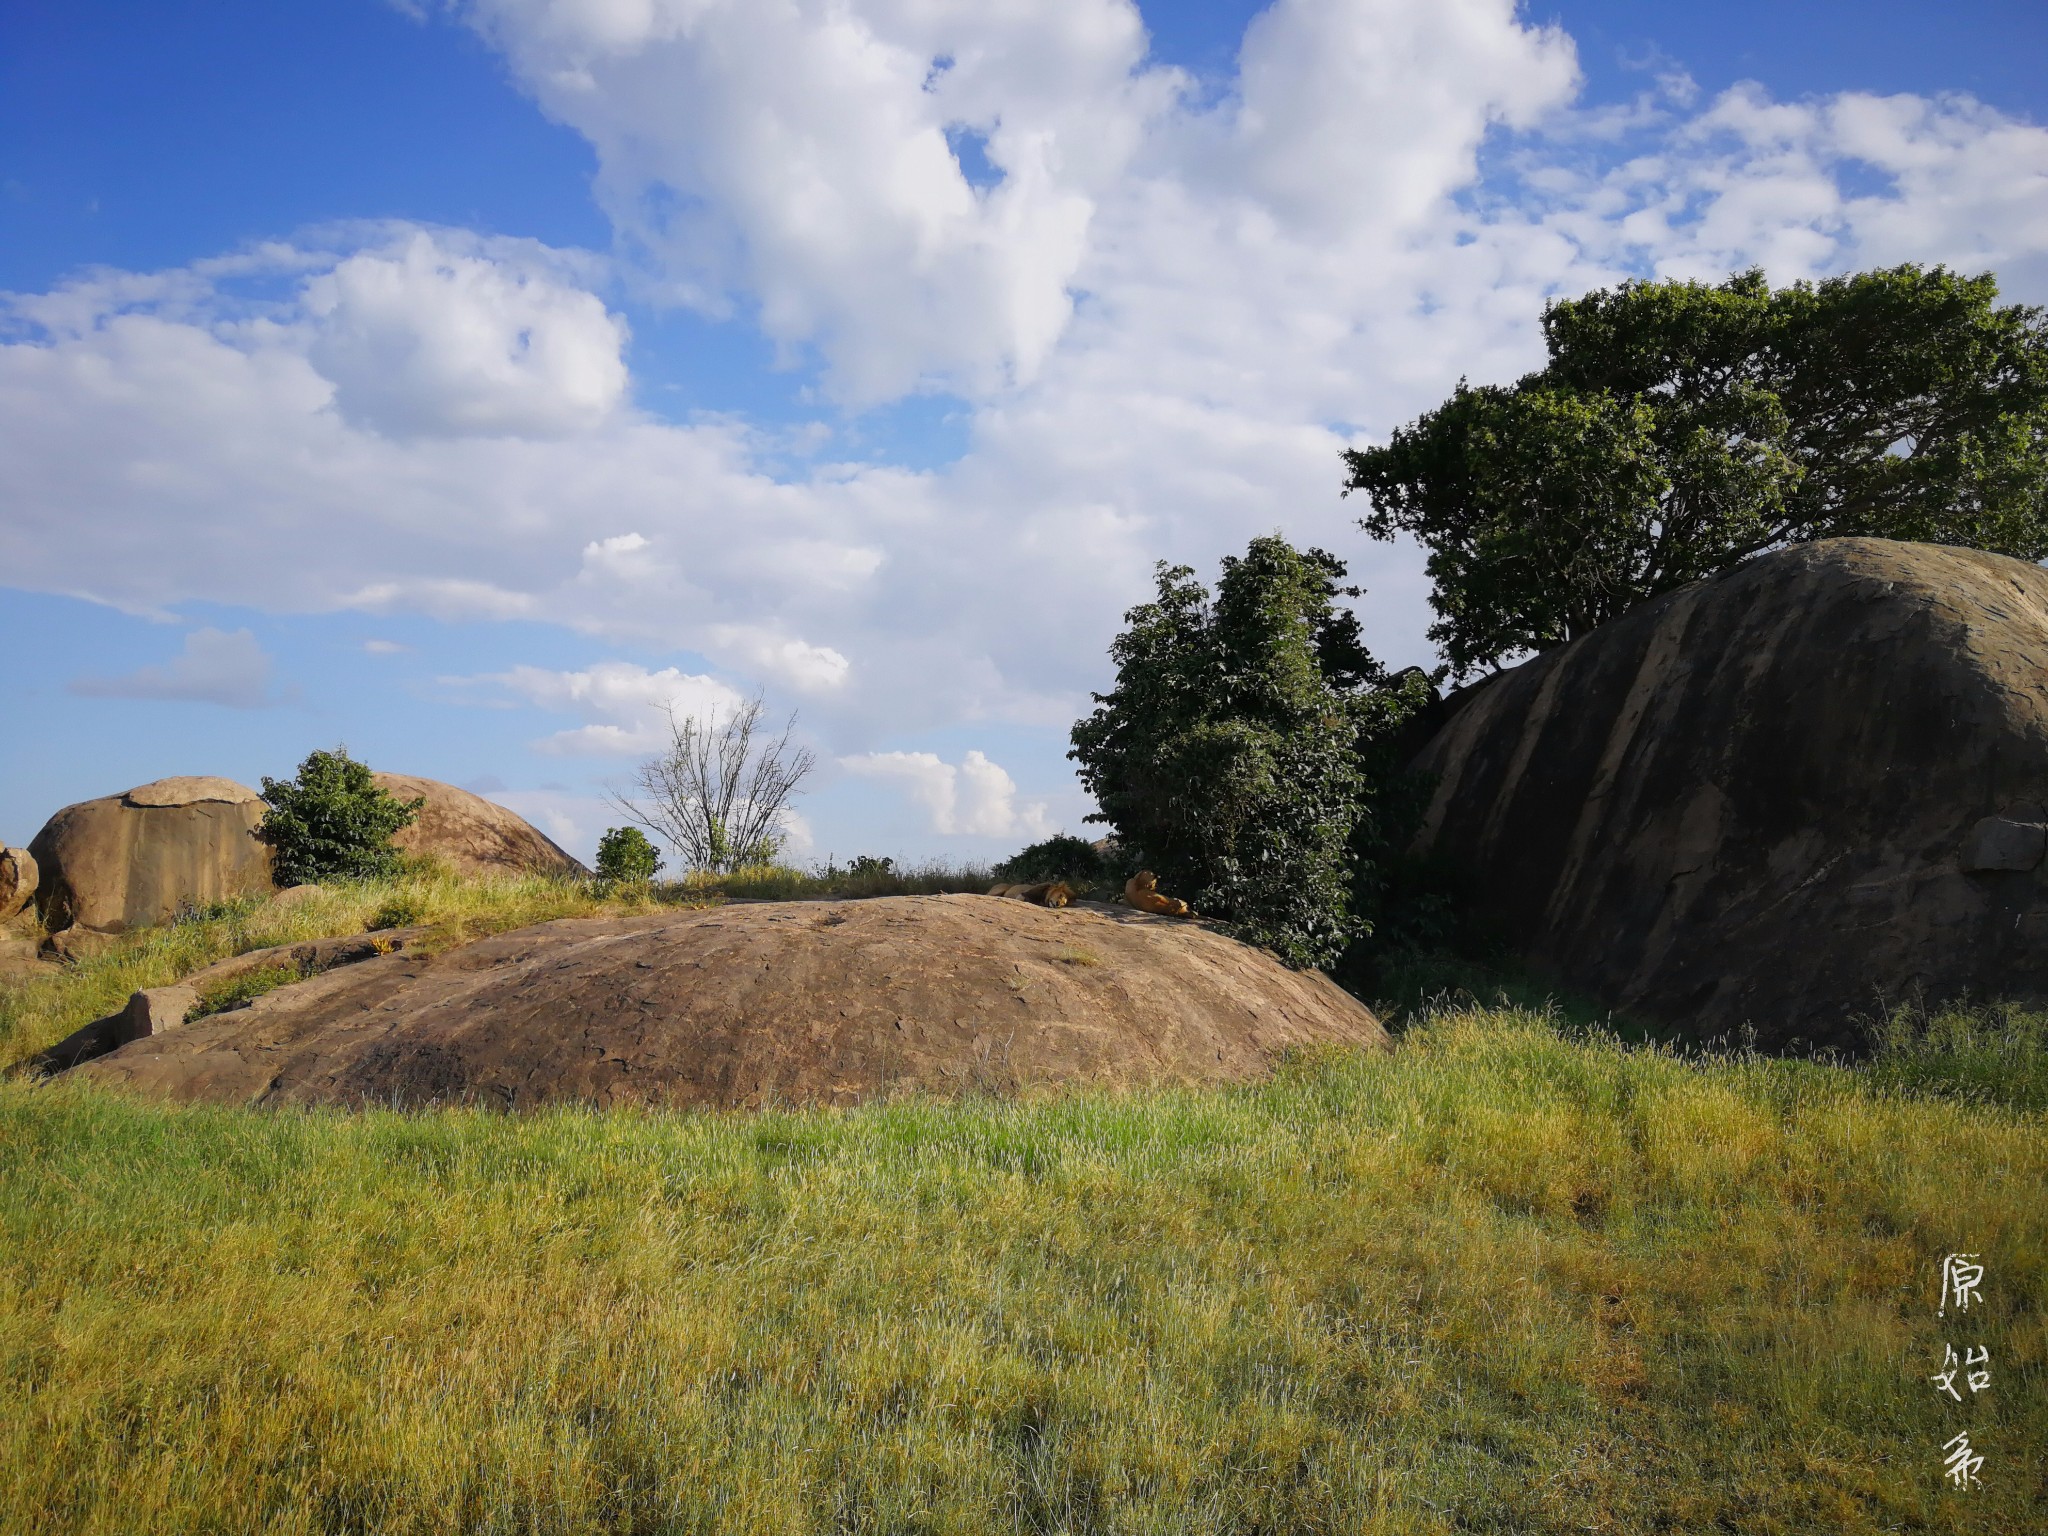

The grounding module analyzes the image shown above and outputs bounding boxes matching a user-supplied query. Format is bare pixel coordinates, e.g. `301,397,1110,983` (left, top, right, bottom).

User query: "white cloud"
67,627,278,709
457,660,748,754
305,230,629,437
362,638,410,655
460,0,1168,404
841,748,1053,838
6,1,2048,834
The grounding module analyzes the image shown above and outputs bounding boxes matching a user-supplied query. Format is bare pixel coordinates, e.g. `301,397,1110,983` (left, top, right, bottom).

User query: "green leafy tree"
1070,536,1430,968
594,826,663,885
259,749,424,886
1345,264,2048,678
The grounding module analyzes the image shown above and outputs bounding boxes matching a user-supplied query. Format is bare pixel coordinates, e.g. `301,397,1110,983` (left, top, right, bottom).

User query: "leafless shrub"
609,695,816,874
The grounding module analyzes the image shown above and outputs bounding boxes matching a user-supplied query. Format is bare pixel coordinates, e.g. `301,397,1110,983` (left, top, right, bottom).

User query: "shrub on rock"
260,750,424,886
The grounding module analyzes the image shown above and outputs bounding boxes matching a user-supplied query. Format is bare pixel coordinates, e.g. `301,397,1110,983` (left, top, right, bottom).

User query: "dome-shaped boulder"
65,895,1388,1110
1411,538,2048,1050
370,773,586,880
28,777,272,935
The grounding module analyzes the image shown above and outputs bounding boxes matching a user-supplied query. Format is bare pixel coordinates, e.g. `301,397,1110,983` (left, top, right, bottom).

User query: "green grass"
1862,998,2048,1113
185,961,312,1022
0,1010,2041,1532
1,881,2042,1531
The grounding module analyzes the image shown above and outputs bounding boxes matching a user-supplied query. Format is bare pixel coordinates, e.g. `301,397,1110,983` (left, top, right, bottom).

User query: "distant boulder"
370,773,586,880
0,846,36,923
28,777,273,935
1410,538,2048,1051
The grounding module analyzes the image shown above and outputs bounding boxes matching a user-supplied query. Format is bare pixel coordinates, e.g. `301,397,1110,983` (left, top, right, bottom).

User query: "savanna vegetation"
2,953,2042,1532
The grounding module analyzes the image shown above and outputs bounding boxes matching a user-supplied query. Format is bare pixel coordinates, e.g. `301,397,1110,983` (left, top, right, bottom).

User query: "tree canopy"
1344,264,2048,678
1069,536,1428,968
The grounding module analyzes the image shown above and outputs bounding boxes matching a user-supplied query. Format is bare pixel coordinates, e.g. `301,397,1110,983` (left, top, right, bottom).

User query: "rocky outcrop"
62,894,1388,1110
370,773,586,880
23,927,432,1076
0,847,35,923
28,777,273,935
1411,538,2048,1051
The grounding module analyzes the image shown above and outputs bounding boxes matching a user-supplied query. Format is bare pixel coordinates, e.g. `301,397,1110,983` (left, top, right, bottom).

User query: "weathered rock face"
371,773,586,880
1411,538,2048,1051
28,778,273,935
66,894,1389,1110
0,847,36,923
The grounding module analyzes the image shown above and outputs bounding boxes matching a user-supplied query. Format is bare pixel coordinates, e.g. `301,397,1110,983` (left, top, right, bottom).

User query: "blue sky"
5,0,2046,866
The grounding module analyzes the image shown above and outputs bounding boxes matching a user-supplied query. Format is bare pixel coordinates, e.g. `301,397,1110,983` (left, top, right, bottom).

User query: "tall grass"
1862,997,2048,1112
1,1008,2041,1533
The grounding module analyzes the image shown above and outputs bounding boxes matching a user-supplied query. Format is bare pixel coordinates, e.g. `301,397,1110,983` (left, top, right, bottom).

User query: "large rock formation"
371,773,586,880
1411,538,2048,1051
28,777,273,935
62,894,1388,1110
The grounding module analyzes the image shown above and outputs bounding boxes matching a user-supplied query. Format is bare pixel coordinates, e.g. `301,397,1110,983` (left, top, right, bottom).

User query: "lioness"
986,880,1078,908
1124,870,1194,917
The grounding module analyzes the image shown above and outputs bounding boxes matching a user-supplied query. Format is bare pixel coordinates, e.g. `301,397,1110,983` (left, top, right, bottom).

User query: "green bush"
594,826,664,885
995,835,1115,890
258,749,424,887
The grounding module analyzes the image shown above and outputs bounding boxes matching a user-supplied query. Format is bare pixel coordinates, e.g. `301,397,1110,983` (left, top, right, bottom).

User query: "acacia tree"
1069,535,1429,968
611,696,815,873
1344,264,2048,678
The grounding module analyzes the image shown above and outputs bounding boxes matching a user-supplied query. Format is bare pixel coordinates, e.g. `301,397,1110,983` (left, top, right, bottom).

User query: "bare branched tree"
609,695,816,873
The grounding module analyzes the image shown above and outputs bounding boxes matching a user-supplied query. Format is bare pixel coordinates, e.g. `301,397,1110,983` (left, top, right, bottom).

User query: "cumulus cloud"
841,748,1053,838
6,0,2048,803
305,230,629,437
454,660,748,754
68,627,278,709
460,0,1168,404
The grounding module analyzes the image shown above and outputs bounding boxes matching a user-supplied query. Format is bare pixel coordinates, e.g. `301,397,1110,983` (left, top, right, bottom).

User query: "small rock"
122,983,201,1038
1961,815,2047,873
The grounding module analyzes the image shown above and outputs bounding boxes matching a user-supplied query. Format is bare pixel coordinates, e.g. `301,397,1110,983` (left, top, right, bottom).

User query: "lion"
986,880,1078,908
1123,870,1195,917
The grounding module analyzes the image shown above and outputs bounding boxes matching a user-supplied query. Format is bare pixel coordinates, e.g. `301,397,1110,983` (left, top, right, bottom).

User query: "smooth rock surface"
28,779,273,934
67,895,1389,1110
372,773,587,880
1411,538,2048,1050
123,777,261,809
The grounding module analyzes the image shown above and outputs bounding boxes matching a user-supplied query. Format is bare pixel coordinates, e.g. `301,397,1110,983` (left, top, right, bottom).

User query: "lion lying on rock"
1124,871,1195,917
987,880,1080,908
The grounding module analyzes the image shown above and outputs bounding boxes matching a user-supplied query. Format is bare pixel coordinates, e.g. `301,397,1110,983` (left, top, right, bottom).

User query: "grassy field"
1,877,2043,1533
